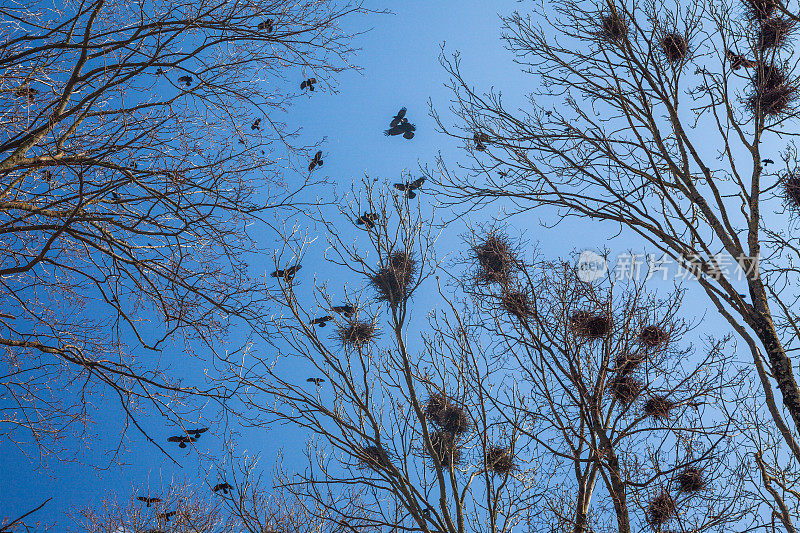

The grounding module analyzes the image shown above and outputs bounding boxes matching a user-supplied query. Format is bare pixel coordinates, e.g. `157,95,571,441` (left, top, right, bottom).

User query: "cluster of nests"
369,251,417,306
471,233,534,321
602,324,671,409
423,393,470,468
598,9,690,65
647,467,707,525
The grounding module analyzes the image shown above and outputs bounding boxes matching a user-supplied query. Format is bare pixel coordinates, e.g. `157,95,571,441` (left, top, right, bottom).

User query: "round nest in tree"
336,320,378,348
608,374,642,404
426,430,462,468
485,445,515,475
744,0,777,21
756,64,786,90
647,492,677,525
748,83,797,116
473,232,517,285
615,351,646,374
424,393,471,435
643,395,675,419
639,325,670,348
359,445,391,471
676,466,706,493
570,311,613,339
758,18,794,50
783,173,800,210
660,33,689,63
370,252,416,305
600,11,627,42
500,290,533,320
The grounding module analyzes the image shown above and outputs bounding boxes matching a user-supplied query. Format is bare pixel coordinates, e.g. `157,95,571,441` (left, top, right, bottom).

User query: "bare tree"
0,0,374,462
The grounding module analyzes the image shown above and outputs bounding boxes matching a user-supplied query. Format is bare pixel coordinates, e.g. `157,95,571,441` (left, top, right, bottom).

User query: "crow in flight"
307,377,325,385
308,150,324,171
390,107,407,127
356,212,379,229
157,511,177,521
300,78,317,91
332,304,355,317
271,264,302,282
167,435,196,448
257,18,274,32
213,482,233,494
393,177,425,199
725,49,757,70
137,497,162,507
763,158,774,165
251,118,261,130
178,75,193,87
474,132,490,151
310,316,334,327
385,121,415,139
186,427,209,438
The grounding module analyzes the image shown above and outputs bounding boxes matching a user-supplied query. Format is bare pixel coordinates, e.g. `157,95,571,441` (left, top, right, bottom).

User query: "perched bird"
307,377,325,385
213,482,233,494
385,121,416,139
257,18,274,32
725,49,757,70
157,511,177,521
393,176,426,199
762,158,774,165
474,132,490,151
356,212,379,229
271,264,302,282
178,75,193,87
300,78,317,91
251,118,261,130
310,316,334,327
308,150,324,171
390,107,407,127
186,427,209,438
167,435,197,448
331,304,355,317
137,496,162,507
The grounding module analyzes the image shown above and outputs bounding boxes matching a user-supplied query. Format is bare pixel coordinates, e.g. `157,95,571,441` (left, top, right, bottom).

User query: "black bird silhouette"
393,177,426,199
137,497,162,507
251,118,261,130
300,78,317,91
307,377,325,385
308,150,324,171
213,482,233,494
474,132,490,151
155,67,164,75
310,316,334,327
385,121,416,139
42,170,52,182
186,427,209,438
238,137,245,145
390,107,407,127
725,49,757,70
356,212,379,228
331,304,355,317
762,158,774,165
157,511,177,521
271,264,302,282
257,18,274,32
178,75,193,87
167,435,196,448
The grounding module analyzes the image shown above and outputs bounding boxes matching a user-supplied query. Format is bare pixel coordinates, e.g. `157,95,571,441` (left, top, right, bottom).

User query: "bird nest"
570,311,613,340
472,232,518,285
425,393,471,435
647,492,677,525
758,18,794,50
358,445,391,471
783,173,800,210
500,290,533,320
676,466,706,493
608,375,642,404
749,65,796,117
370,252,417,305
660,33,689,63
615,351,646,374
600,11,627,42
336,320,378,348
639,325,670,348
643,395,675,419
485,445,515,475
426,430,462,468
744,0,778,21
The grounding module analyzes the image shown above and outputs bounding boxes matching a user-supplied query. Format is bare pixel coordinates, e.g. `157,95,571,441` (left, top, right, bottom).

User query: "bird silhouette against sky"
356,212,379,229
310,316,334,327
763,158,774,165
308,150,323,171
332,304,356,317
157,511,176,521
251,118,261,130
167,435,196,448
186,427,208,439
394,177,425,199
271,265,302,282
178,75,192,87
390,107,407,127
725,49,757,70
300,78,317,91
213,482,233,494
385,121,415,139
474,132,490,151
257,19,274,32
307,377,325,385
137,496,162,507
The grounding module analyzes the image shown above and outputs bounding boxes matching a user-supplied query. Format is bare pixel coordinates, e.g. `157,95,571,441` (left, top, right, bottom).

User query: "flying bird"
178,75,193,87
356,212,379,228
14,86,37,101
186,427,209,438
307,377,325,385
251,118,261,130
271,264,302,282
137,496,162,507
308,150,324,171
310,316,334,327
393,176,425,199
385,121,416,139
257,18,274,32
167,435,197,448
390,107,407,127
300,78,317,91
474,132,490,151
331,304,355,317
157,511,177,521
213,482,233,494
762,158,774,165
725,49,757,70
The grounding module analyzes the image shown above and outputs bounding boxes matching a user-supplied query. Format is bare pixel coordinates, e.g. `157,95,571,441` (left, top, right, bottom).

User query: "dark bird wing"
138,497,149,502
314,150,323,161
309,78,317,84
213,483,226,492
271,269,284,278
332,305,355,316
390,107,407,127
308,160,317,171
301,80,307,89
167,435,184,442
394,182,409,191
763,159,774,164
403,131,415,139
385,125,402,136
409,176,426,190
187,427,208,436
286,265,302,276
